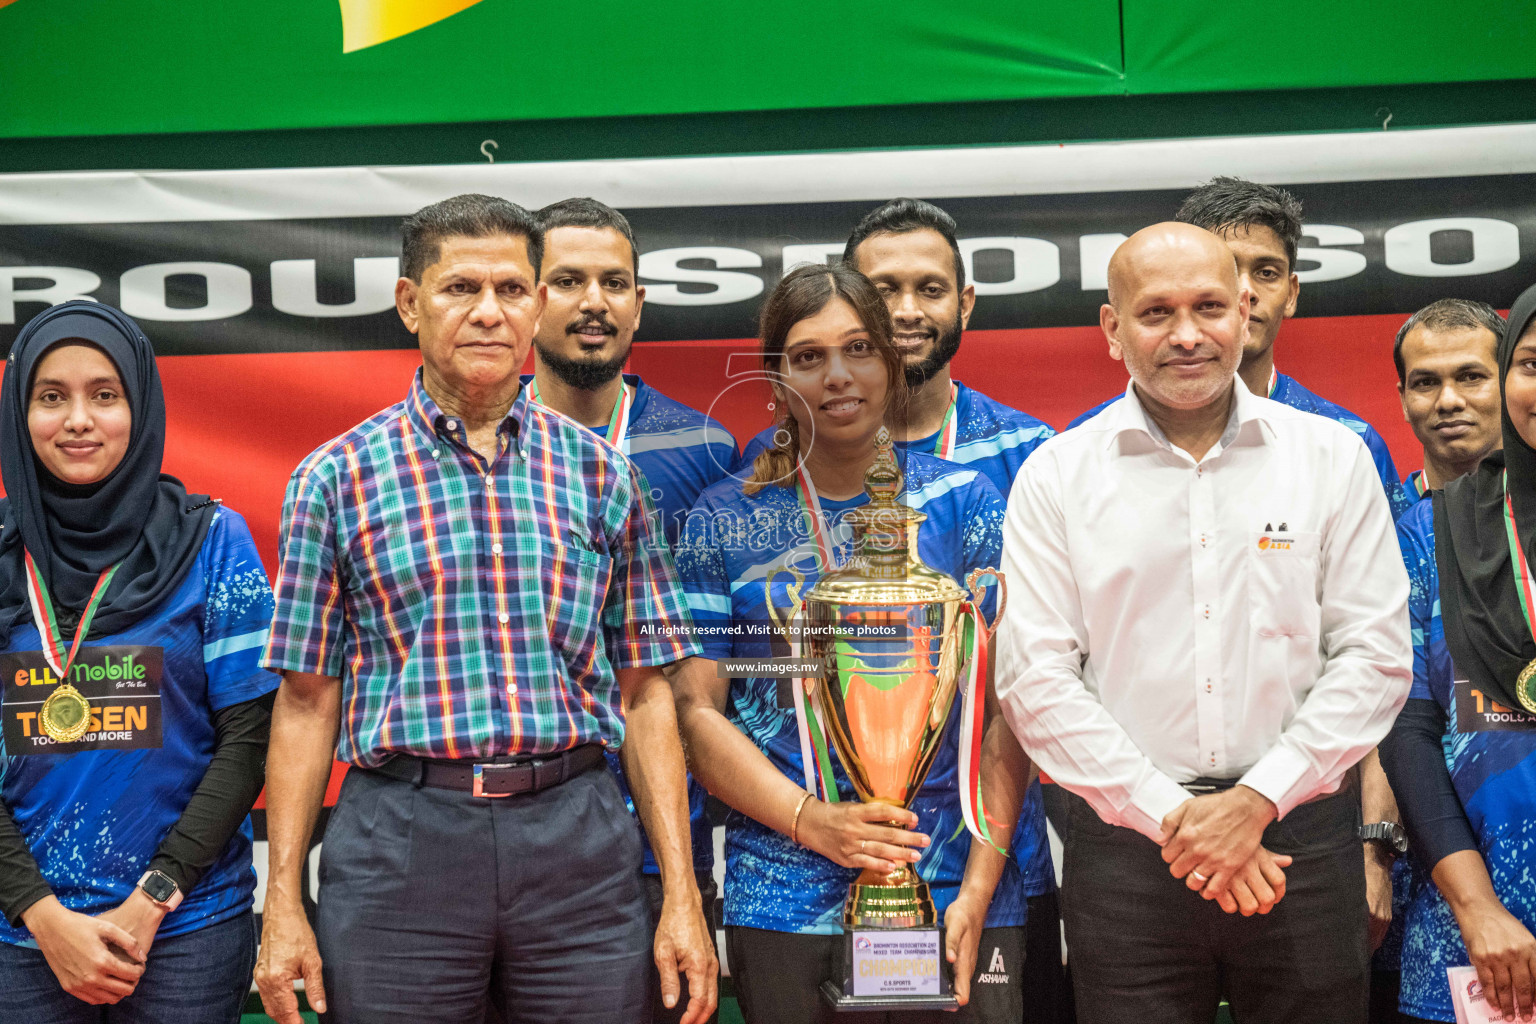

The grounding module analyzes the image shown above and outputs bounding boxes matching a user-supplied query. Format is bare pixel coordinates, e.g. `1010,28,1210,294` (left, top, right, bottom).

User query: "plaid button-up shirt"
263,369,700,767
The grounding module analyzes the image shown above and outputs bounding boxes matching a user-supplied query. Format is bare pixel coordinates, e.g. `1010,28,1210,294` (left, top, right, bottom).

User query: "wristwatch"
136,869,184,912
1358,821,1409,856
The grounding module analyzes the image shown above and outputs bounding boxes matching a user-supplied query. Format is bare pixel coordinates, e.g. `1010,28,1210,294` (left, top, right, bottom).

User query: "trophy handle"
764,563,806,645
964,567,1007,640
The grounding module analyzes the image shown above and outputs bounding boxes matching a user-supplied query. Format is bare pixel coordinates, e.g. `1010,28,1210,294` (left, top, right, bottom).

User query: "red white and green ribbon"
23,551,119,679
791,465,841,802
1503,470,1536,647
1411,471,1429,499
932,382,960,460
529,378,634,455
1266,366,1278,399
956,602,1006,854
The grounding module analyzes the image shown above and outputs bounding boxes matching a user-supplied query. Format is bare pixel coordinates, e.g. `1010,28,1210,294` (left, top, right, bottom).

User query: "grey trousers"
315,763,651,1024
1059,787,1368,1024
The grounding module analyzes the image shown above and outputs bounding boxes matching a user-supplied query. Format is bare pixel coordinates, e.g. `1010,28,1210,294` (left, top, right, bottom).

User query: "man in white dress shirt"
995,223,1411,1023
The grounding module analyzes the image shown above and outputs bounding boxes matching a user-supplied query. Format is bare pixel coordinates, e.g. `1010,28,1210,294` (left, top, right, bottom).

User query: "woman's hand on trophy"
797,799,929,872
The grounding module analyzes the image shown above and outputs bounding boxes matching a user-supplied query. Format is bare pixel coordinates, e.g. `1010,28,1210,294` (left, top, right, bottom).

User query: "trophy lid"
811,427,964,600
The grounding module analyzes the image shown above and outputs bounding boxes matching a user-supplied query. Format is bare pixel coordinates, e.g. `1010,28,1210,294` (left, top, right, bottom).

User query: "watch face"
142,872,177,903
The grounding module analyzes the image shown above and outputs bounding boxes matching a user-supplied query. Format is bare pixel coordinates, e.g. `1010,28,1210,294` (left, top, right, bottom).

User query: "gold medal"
39,683,92,743
22,551,121,748
1517,660,1536,716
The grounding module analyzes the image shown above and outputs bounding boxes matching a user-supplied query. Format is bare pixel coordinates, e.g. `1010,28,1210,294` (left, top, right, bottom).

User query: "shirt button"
498,612,510,624
492,543,503,554
485,476,493,487
507,684,517,696
432,449,440,459
446,418,458,431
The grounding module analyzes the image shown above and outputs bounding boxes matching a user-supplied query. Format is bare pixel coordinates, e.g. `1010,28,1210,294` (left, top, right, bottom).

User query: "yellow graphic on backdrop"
339,0,487,52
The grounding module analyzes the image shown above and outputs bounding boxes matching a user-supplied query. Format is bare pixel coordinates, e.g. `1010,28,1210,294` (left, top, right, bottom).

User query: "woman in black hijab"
1381,286,1536,1023
0,301,278,1023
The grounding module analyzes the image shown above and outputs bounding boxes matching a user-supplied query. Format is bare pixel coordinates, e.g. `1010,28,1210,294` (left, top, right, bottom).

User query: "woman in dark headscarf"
1381,286,1536,1024
0,301,278,1022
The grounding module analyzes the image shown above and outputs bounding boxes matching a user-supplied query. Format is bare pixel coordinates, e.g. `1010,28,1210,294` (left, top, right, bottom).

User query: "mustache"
1156,344,1224,364
567,315,618,336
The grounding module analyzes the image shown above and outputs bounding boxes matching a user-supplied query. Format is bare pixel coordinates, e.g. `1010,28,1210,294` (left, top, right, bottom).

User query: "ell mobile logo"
339,0,489,51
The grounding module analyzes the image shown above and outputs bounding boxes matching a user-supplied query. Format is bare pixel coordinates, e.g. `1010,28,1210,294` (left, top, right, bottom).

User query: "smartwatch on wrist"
1358,821,1409,856
136,869,183,912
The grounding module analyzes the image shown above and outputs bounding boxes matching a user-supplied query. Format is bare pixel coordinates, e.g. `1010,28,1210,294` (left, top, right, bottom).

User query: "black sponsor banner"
0,645,164,753
3,173,1534,356
1453,679,1536,733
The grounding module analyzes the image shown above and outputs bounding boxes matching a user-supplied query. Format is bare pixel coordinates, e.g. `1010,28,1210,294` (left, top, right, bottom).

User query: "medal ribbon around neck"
530,379,634,454
1412,471,1430,499
1266,367,1279,399
1501,470,1536,712
790,460,843,802
932,382,960,460
23,551,119,680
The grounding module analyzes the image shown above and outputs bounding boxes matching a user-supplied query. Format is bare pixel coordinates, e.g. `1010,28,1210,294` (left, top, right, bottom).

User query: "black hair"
1176,177,1304,271
1392,298,1506,383
842,198,965,289
538,197,640,274
400,193,543,283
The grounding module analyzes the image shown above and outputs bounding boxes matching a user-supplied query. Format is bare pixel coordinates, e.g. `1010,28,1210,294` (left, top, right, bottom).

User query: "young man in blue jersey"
529,197,737,1024
1070,178,1412,521
741,198,1068,1020
1394,299,1504,511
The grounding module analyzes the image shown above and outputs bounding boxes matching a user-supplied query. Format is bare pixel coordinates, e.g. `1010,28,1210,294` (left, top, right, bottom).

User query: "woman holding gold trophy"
674,265,1030,1023
0,301,277,1022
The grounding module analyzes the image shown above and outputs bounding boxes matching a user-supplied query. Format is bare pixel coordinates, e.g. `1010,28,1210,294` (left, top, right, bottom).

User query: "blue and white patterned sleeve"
201,507,282,710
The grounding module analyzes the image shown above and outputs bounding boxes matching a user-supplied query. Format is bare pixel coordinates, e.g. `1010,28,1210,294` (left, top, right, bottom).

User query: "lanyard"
932,382,960,460
1411,471,1430,499
793,461,840,572
529,379,634,454
1266,367,1279,399
1503,470,1536,649
23,551,119,679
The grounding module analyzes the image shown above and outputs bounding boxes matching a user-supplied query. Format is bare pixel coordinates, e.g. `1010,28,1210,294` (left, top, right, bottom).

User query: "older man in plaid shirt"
253,194,716,1024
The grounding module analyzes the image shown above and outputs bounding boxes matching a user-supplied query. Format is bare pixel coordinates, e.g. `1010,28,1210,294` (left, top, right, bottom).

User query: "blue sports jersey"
1070,373,1411,520
1395,500,1536,1021
0,507,279,945
525,373,737,876
675,451,1026,934
739,381,1054,500
1402,470,1431,517
739,380,1058,897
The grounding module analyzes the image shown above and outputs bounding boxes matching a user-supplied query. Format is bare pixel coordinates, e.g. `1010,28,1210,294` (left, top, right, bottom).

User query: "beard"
903,312,964,388
534,326,631,391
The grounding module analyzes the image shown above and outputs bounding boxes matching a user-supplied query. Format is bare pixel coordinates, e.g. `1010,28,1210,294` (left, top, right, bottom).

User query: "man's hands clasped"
1159,786,1291,916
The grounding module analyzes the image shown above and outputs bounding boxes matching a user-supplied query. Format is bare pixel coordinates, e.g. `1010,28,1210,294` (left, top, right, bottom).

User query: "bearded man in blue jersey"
527,197,737,1024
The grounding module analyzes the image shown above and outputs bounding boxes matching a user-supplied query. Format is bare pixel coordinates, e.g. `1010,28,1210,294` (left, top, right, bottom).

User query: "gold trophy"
766,428,1004,1010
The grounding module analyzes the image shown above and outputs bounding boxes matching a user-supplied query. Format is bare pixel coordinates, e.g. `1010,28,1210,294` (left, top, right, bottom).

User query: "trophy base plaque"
821,925,956,1011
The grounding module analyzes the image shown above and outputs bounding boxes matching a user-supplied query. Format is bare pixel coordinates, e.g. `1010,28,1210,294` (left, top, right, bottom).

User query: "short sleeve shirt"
675,452,1025,934
0,507,279,945
1396,501,1536,1022
263,370,700,766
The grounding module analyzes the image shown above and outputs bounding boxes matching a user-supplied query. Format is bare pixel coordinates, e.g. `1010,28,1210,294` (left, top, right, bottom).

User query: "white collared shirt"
996,378,1411,840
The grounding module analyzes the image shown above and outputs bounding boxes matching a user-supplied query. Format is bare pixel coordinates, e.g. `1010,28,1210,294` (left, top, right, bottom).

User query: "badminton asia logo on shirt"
1453,678,1536,732
1,646,164,752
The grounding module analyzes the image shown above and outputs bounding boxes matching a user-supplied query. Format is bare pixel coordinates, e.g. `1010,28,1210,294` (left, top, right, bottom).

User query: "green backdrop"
2,0,1532,142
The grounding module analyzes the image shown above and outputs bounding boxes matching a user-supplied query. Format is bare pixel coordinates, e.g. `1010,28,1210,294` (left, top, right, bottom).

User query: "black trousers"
1023,889,1075,1024
725,923,1025,1024
1059,787,1368,1024
315,764,651,1024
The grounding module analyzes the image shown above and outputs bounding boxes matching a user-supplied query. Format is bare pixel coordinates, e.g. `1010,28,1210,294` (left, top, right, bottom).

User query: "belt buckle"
472,763,520,798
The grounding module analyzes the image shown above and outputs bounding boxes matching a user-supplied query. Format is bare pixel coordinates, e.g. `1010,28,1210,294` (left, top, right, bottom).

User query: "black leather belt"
365,744,605,798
